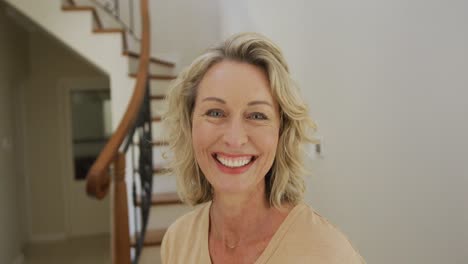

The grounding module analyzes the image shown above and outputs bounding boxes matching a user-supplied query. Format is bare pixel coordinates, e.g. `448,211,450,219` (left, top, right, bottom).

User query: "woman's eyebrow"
201,97,273,108
202,97,226,104
248,100,273,107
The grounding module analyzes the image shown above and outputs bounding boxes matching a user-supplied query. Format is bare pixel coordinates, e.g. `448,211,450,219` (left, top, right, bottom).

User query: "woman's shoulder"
280,203,366,263
160,202,211,263
165,201,210,238
162,201,211,248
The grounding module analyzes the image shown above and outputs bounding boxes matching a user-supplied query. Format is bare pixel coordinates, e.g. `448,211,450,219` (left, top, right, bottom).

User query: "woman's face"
192,60,280,196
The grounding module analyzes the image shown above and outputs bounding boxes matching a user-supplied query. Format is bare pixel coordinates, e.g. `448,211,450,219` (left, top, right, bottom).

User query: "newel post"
112,152,131,264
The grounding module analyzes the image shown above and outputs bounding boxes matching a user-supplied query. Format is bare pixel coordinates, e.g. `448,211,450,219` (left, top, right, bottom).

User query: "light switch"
306,136,324,160
1,137,13,151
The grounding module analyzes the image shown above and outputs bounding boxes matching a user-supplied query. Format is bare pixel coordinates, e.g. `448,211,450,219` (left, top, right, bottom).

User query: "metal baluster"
129,0,135,37
132,77,153,263
88,0,141,41
131,135,139,261
114,0,119,19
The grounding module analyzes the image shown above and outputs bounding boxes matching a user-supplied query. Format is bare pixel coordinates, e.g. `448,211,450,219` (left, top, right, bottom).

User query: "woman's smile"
212,152,258,174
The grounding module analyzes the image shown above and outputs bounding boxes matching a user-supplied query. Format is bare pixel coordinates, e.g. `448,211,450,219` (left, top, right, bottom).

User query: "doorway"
58,78,111,237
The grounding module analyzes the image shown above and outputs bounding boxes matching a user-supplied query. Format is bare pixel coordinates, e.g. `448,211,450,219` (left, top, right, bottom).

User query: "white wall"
113,0,222,74
219,0,468,263
148,0,222,71
23,28,110,239
0,3,29,263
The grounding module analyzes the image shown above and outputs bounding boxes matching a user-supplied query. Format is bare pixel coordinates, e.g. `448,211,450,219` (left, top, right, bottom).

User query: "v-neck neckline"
201,201,306,264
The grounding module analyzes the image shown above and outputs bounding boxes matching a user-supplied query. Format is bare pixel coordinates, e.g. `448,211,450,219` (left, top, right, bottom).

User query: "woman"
161,32,365,263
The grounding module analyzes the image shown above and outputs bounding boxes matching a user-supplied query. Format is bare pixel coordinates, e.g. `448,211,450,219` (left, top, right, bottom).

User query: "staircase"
4,0,191,263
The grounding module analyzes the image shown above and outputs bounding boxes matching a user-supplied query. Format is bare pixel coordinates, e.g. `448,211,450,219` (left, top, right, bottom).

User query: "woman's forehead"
197,60,275,103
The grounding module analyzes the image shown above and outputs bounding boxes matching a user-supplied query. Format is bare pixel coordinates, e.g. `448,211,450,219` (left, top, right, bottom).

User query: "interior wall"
219,0,468,263
148,0,222,71
0,3,29,263
24,27,110,239
114,0,222,73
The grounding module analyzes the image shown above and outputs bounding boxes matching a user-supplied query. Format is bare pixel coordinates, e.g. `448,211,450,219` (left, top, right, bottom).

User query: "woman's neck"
209,184,283,247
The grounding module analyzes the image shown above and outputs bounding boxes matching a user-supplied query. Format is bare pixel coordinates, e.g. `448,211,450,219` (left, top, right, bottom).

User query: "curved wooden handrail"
86,0,150,199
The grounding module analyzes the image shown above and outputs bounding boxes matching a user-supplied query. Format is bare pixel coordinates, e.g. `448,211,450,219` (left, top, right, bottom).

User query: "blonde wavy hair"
163,32,318,208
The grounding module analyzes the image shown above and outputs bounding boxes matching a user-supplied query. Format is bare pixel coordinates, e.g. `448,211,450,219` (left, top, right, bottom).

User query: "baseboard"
68,230,110,239
30,233,66,243
12,253,25,264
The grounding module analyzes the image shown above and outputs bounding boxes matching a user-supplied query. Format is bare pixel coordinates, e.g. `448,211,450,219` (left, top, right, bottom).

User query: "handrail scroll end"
86,166,111,200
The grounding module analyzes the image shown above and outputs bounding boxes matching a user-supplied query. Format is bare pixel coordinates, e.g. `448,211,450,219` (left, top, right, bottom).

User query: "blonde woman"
161,32,365,264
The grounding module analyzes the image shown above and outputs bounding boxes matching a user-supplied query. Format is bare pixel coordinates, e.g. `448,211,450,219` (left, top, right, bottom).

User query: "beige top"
161,202,366,264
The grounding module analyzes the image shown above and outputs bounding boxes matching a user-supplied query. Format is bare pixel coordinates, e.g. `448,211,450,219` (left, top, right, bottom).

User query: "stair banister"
86,0,150,200
85,1,150,263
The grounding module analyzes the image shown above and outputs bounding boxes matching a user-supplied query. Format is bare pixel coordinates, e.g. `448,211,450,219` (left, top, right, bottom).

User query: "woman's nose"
222,117,248,148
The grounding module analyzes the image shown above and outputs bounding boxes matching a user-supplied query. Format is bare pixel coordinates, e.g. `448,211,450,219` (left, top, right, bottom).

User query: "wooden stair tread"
129,73,177,80
136,192,182,206
132,140,167,146
62,6,94,11
131,228,167,247
93,28,125,33
151,192,181,205
63,5,175,68
150,95,165,100
62,5,103,29
153,166,171,174
123,50,175,67
131,140,167,147
132,165,170,174
152,140,168,146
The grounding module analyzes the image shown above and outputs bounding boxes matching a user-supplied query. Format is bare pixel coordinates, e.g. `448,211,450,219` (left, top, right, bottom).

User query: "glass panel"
71,90,111,180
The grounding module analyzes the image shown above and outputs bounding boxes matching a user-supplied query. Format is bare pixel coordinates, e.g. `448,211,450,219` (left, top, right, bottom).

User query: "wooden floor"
24,233,162,264
25,234,110,264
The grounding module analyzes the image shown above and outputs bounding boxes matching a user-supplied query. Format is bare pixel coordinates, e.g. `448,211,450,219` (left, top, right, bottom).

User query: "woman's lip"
212,154,256,174
213,152,257,158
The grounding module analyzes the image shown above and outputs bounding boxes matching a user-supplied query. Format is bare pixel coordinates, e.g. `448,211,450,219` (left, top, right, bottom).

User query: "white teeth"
216,154,253,168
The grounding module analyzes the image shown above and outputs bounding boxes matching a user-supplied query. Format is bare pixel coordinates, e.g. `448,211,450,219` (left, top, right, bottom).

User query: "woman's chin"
213,184,249,196
211,178,264,199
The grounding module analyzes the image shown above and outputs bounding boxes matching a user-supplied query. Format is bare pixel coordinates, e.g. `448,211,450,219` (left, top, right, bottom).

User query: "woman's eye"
249,112,268,120
205,109,224,117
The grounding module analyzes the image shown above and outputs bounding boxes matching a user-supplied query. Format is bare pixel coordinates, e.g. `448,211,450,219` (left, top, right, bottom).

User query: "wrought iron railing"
90,0,140,41
123,80,153,263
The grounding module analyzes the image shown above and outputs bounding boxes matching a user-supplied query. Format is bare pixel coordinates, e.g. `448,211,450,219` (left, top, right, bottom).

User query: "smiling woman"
161,32,366,264
192,60,280,197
